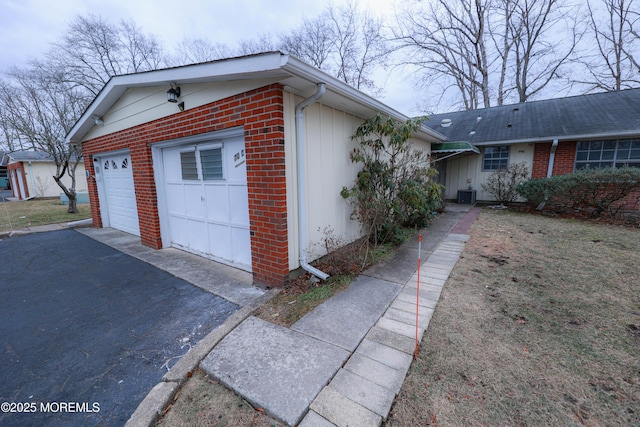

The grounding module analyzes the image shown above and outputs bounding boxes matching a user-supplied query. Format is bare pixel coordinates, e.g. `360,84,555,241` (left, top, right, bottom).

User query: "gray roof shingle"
424,88,640,145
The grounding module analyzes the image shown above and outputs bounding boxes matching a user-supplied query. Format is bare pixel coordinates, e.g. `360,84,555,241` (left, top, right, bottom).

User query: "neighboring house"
424,89,640,209
5,150,87,200
0,151,8,189
65,52,445,287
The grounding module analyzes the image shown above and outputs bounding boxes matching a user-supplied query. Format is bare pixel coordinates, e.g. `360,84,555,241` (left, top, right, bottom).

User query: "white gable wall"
83,78,283,141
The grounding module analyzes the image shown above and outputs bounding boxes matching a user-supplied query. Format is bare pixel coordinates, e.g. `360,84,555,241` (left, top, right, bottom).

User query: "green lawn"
0,198,92,232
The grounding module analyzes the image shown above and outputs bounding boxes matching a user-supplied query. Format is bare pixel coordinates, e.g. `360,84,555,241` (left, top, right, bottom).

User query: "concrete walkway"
200,204,479,427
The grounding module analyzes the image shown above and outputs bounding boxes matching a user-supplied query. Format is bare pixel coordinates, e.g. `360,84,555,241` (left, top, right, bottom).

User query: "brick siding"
531,141,576,179
82,84,289,287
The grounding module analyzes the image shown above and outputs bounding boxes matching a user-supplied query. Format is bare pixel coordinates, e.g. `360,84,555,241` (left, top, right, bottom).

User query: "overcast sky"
0,0,422,114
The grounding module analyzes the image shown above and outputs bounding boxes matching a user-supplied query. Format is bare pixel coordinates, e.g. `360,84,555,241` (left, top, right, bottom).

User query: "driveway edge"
125,288,279,427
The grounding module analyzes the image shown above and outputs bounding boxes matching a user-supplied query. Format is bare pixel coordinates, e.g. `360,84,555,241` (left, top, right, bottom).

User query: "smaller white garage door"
97,151,140,236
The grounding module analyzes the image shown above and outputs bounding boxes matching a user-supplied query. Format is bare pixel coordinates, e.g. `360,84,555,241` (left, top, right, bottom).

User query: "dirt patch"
385,209,640,426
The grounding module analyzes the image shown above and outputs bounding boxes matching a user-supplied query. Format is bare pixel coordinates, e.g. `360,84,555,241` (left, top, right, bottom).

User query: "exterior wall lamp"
167,82,181,103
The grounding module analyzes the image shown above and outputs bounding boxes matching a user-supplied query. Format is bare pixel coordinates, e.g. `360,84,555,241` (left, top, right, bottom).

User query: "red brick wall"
82,84,289,287
7,163,29,199
531,141,577,178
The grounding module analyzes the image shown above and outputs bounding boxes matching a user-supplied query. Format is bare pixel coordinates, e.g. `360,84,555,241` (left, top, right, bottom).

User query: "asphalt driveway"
0,229,239,426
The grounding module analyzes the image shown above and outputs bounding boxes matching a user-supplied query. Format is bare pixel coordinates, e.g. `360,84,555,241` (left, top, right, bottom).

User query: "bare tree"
579,0,640,91
277,2,388,92
46,14,164,96
168,38,233,65
491,0,519,105
0,14,165,211
0,68,85,212
325,3,389,92
509,0,581,102
279,15,336,69
394,0,493,110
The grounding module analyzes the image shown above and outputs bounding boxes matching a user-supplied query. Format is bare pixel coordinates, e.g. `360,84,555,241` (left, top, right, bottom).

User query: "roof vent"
440,118,452,128
476,116,482,122
469,131,476,135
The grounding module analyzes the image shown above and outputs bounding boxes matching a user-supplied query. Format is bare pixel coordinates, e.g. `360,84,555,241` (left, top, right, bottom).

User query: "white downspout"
295,83,329,281
547,139,559,178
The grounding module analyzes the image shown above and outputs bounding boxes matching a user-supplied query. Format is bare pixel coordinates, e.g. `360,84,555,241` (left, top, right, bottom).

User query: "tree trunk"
67,194,78,214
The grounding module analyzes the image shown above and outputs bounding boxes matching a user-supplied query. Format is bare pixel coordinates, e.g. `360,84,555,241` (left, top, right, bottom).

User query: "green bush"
516,167,640,216
341,114,444,244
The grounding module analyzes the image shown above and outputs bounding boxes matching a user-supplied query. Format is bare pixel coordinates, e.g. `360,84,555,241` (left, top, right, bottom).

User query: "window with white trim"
482,145,510,171
180,151,198,180
179,145,224,181
575,139,640,170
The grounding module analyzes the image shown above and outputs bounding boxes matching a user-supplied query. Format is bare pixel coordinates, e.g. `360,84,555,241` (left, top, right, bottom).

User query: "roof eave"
468,129,640,146
66,52,447,144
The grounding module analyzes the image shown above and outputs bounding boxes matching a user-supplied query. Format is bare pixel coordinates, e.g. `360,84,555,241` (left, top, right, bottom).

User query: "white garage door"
99,152,140,236
161,136,252,271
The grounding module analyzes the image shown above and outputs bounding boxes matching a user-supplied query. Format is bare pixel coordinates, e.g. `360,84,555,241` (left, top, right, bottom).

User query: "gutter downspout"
295,83,329,281
547,139,559,178
537,139,559,210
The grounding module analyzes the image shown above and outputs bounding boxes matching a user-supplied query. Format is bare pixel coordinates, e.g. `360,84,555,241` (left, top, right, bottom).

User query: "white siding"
443,142,535,201
84,78,282,141
25,162,87,198
284,93,434,269
284,92,363,270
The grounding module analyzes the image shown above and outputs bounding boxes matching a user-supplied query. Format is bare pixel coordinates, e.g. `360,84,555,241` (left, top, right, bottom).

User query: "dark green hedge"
515,167,640,216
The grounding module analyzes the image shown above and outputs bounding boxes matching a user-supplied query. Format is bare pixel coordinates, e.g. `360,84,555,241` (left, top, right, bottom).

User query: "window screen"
200,148,223,180
180,151,198,180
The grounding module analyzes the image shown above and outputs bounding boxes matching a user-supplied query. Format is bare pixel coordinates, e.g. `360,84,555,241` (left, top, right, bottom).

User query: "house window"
200,148,223,180
483,146,510,171
575,139,640,170
180,151,199,180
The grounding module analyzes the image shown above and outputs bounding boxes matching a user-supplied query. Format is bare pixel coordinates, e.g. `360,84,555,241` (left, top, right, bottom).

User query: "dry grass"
156,369,286,427
0,198,91,232
386,209,640,427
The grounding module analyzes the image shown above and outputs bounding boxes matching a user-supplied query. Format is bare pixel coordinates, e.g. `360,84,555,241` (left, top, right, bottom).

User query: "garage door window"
180,146,224,181
201,148,223,180
180,151,198,180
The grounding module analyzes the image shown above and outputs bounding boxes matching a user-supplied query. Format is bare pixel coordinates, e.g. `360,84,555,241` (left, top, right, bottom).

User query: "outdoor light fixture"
178,101,185,112
167,82,181,103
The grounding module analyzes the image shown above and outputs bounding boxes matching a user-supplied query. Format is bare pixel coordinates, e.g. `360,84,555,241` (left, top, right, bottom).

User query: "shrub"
516,167,640,216
481,162,530,205
341,114,443,244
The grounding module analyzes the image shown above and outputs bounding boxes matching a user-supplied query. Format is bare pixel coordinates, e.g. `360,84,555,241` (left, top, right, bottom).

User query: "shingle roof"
7,150,54,162
424,88,640,145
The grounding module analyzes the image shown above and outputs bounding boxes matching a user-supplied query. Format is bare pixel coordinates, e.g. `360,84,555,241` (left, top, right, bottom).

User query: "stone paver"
310,387,382,427
201,317,349,426
329,369,396,417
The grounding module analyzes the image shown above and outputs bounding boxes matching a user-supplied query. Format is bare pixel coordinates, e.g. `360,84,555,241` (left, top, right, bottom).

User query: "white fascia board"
470,129,640,146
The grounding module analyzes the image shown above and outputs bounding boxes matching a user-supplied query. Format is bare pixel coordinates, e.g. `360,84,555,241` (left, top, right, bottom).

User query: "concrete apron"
198,205,474,427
